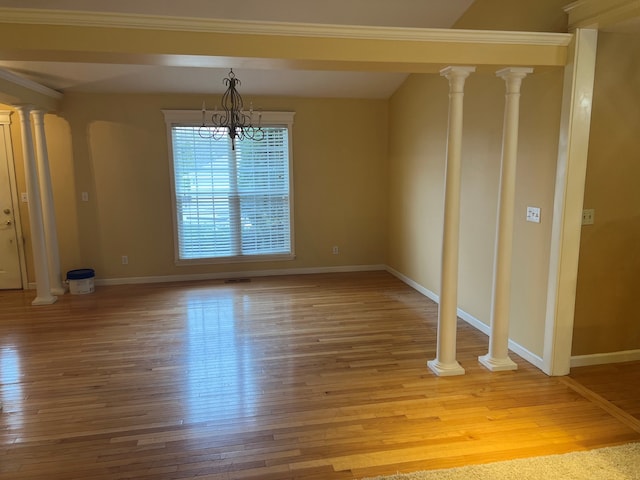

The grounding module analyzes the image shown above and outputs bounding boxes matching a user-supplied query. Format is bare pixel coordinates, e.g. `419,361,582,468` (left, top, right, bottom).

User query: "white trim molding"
542,28,598,377
0,110,29,290
386,266,545,372
0,8,573,46
565,0,640,30
94,264,386,286
31,264,386,289
162,109,295,126
162,109,296,266
0,68,62,100
571,349,640,368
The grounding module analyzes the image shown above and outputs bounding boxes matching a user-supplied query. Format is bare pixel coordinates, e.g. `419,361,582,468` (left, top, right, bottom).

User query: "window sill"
175,253,296,266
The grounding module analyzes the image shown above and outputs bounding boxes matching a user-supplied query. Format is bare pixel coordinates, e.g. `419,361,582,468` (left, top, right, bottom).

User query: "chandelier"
199,69,264,150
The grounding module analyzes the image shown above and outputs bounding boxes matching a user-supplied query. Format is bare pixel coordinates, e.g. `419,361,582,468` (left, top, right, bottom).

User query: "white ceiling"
0,0,476,99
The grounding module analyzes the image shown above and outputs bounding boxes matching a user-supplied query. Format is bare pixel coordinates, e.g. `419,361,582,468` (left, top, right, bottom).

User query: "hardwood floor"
568,361,640,424
1,271,639,479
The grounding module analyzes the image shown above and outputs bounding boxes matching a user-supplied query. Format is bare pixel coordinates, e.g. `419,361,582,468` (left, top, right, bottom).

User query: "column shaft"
14,105,57,305
32,110,65,295
479,67,533,371
428,65,475,377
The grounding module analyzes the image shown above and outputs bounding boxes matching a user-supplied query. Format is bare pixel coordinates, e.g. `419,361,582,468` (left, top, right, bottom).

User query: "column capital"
496,67,534,78
440,65,477,78
441,66,476,94
13,103,35,113
30,109,47,126
440,66,476,92
497,67,534,94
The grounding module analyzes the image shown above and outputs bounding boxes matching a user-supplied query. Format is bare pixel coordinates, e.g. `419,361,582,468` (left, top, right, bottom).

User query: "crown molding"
565,0,640,29
0,7,572,46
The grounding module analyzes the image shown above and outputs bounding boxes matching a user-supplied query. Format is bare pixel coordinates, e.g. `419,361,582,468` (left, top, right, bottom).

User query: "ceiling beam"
0,68,62,111
0,8,571,74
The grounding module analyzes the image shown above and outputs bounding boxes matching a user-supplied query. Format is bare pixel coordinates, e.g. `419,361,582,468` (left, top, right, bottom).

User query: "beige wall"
387,74,448,292
9,93,388,281
573,32,640,355
388,68,562,357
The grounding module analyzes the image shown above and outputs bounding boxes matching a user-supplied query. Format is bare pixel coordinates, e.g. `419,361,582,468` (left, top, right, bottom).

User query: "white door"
0,125,22,290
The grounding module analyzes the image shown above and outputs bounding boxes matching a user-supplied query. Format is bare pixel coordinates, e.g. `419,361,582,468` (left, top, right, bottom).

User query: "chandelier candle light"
199,69,264,150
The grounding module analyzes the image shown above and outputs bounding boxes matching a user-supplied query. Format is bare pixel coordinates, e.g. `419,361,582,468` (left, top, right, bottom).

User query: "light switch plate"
526,206,541,223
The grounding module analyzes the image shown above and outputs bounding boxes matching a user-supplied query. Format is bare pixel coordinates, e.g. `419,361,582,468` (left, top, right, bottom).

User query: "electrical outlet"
332,246,339,255
526,206,541,223
121,255,128,265
582,209,595,225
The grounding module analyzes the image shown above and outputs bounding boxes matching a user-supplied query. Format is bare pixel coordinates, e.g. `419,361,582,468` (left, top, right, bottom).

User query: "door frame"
1,110,28,290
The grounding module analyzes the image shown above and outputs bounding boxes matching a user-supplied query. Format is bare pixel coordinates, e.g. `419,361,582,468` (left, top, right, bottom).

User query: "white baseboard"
28,264,385,289
571,349,640,368
385,266,545,371
95,264,387,286
386,266,440,303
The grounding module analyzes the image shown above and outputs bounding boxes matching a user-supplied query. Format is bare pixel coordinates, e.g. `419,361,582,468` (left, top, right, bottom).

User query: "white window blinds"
164,111,294,264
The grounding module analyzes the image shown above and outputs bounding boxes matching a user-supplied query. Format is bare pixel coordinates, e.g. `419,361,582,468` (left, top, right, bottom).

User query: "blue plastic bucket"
66,268,95,295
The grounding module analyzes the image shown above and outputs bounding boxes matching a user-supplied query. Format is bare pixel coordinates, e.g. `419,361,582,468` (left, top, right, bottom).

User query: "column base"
51,286,66,296
427,359,465,377
32,295,57,306
478,353,518,372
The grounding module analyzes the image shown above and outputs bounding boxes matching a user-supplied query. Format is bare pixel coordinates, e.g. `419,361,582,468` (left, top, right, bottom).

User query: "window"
163,110,295,264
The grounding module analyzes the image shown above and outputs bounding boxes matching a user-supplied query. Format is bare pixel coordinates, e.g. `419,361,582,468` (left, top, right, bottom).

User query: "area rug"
362,443,640,480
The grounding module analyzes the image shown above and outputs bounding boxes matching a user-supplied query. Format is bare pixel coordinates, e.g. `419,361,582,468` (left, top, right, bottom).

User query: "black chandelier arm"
199,68,263,147
222,79,244,113
242,125,264,141
198,124,229,140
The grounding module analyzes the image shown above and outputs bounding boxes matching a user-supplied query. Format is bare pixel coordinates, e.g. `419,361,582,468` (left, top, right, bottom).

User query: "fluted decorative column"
479,67,533,372
32,109,65,295
14,105,57,305
428,65,475,377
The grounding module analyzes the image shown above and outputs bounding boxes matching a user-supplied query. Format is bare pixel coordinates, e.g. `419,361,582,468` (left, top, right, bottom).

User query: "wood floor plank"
1,271,639,479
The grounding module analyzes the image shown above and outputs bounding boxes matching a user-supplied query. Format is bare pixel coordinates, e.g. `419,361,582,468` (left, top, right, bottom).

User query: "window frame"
162,109,296,266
